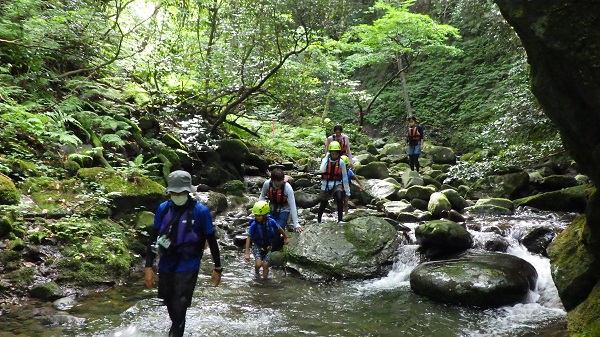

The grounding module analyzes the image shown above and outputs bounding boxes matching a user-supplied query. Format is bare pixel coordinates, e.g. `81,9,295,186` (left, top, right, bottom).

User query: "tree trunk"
398,57,412,118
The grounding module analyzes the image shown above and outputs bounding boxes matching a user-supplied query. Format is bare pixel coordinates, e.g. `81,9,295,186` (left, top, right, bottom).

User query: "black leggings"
158,269,199,337
318,189,344,222
408,154,420,172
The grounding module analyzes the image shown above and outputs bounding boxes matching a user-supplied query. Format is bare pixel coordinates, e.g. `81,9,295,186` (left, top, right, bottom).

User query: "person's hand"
295,227,304,233
244,252,250,261
211,269,222,286
283,237,290,245
144,267,155,289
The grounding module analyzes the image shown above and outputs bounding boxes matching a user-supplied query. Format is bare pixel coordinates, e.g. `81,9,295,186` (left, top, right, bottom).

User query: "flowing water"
1,209,573,337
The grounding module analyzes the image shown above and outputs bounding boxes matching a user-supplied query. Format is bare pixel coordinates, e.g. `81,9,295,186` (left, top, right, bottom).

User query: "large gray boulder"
294,191,321,209
410,252,538,307
354,162,390,179
362,179,400,201
402,170,424,188
425,145,456,165
286,216,401,278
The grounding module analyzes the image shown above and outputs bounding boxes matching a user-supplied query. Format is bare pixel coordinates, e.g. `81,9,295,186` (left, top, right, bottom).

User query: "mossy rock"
567,280,600,337
475,198,514,211
547,215,599,311
30,282,63,300
135,211,155,231
21,176,111,217
216,139,250,166
513,184,592,213
77,167,166,215
217,180,246,196
0,174,19,205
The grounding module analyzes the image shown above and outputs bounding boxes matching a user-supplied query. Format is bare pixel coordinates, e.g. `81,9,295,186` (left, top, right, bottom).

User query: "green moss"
343,217,395,258
0,249,21,271
77,167,165,196
568,280,600,337
0,174,19,205
7,266,35,285
56,226,133,285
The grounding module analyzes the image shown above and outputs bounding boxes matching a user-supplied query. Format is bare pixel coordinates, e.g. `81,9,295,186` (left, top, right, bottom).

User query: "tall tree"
338,1,461,126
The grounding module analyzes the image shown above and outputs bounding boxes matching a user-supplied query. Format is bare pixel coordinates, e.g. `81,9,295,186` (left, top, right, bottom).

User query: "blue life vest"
249,217,277,248
158,200,202,257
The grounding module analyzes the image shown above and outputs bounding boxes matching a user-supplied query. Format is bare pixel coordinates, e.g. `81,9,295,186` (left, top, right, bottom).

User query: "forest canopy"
0,0,564,180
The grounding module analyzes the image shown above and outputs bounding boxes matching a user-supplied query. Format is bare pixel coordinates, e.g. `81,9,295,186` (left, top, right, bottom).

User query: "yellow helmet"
341,155,350,166
329,141,341,151
252,200,270,215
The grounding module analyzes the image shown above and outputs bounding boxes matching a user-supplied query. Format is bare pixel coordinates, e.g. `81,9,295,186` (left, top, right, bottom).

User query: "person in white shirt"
317,141,351,223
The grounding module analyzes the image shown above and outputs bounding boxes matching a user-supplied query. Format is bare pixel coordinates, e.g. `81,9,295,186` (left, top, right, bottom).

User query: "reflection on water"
1,210,572,337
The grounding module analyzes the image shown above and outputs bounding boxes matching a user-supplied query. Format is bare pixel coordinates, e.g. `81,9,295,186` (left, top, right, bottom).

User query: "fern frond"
100,133,125,147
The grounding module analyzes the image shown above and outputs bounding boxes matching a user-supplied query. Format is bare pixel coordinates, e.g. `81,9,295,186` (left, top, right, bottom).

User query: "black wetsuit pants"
158,269,200,337
318,189,344,222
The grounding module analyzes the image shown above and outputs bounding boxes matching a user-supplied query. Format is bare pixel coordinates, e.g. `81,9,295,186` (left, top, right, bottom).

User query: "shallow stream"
1,209,573,337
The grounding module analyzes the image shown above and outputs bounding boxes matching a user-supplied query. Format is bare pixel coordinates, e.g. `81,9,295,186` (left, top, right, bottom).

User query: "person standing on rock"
318,141,351,223
144,170,222,337
325,124,354,168
405,116,425,172
244,200,290,278
258,168,303,252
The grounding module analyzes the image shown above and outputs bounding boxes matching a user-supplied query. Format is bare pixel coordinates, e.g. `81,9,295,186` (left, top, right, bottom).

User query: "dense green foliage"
0,0,566,180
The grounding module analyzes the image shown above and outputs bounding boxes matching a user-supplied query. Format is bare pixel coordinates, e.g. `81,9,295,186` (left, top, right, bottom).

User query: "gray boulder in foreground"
409,252,538,308
286,216,400,279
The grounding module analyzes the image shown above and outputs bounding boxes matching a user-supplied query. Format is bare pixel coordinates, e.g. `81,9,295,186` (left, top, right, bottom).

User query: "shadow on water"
1,210,572,337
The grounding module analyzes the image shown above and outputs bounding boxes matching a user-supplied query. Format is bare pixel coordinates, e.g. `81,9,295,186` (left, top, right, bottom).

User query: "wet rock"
30,282,63,301
354,161,389,180
475,198,514,211
440,209,465,223
464,204,513,216
362,179,400,201
426,145,457,165
546,215,598,311
286,216,400,278
410,252,538,307
427,192,452,218
53,295,78,311
468,171,529,200
405,185,436,201
294,191,321,209
382,201,415,217
410,198,429,211
520,226,556,256
415,219,473,258
401,170,424,188
513,184,591,213
440,189,470,212
484,237,510,252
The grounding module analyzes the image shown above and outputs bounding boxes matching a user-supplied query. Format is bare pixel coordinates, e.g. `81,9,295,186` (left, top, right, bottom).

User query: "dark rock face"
494,1,600,333
494,1,600,186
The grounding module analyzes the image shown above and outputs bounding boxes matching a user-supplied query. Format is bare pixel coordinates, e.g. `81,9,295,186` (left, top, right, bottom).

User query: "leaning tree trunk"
398,57,412,119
